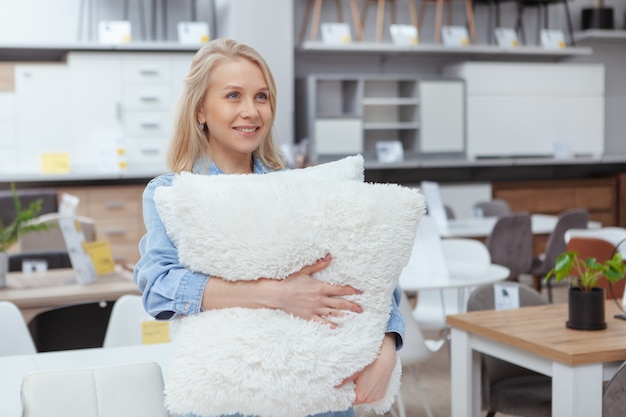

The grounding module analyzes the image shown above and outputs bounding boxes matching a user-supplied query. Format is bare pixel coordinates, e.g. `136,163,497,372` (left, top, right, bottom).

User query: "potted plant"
545,250,625,330
0,183,51,287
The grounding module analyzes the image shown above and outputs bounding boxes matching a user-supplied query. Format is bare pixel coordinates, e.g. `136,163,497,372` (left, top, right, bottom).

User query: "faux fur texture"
154,156,425,417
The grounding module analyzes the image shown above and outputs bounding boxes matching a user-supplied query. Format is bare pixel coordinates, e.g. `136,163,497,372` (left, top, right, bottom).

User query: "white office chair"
103,294,164,348
0,301,37,356
399,215,460,332
390,291,444,417
21,362,170,417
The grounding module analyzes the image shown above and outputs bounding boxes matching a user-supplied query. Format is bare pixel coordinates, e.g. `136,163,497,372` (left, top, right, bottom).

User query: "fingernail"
323,253,331,261
355,289,363,295
355,306,363,313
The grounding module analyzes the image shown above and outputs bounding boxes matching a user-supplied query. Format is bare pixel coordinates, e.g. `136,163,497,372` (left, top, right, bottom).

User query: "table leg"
450,328,481,417
552,362,603,417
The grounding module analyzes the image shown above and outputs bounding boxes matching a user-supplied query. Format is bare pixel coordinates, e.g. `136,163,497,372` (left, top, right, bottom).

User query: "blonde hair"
167,38,285,173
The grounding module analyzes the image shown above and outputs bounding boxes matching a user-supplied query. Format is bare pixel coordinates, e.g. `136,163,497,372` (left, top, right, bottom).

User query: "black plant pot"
567,287,606,330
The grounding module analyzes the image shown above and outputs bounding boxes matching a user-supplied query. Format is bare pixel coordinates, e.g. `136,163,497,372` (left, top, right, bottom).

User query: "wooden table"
0,267,140,322
447,301,626,417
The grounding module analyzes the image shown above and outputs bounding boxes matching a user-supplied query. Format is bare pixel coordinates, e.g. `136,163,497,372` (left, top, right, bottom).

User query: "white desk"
0,343,171,417
447,302,626,417
442,214,601,239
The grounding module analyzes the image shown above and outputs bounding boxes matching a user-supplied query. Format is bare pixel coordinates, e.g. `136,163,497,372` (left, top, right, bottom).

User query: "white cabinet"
0,93,16,173
67,52,193,173
68,53,123,173
14,64,70,174
307,75,465,159
443,62,605,160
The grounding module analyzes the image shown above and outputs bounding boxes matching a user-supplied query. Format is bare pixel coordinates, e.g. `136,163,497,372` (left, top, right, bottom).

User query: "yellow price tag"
40,153,70,174
142,321,171,344
82,240,116,275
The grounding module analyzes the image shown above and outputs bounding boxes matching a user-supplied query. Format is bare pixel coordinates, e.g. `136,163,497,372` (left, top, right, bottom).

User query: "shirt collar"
192,154,267,175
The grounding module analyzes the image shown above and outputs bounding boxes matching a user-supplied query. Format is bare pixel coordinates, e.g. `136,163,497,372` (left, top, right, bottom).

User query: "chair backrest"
565,227,626,258
28,301,115,352
467,282,549,393
486,213,533,281
0,301,37,356
103,295,159,348
21,362,170,417
473,198,512,218
441,238,491,277
567,236,626,300
536,208,589,276
604,362,626,417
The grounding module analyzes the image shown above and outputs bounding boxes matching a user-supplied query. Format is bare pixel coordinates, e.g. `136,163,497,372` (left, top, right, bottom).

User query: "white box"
314,118,363,155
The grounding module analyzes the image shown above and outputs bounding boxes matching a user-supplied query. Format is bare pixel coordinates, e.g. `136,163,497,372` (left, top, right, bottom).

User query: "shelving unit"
307,75,465,160
574,30,626,44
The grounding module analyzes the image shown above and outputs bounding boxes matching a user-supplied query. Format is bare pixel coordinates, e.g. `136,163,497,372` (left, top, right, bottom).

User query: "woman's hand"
201,254,362,328
273,254,363,327
337,333,397,404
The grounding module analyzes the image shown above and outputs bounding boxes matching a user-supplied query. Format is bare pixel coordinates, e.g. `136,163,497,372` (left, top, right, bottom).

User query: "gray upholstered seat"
604,362,626,417
467,282,551,417
485,212,533,282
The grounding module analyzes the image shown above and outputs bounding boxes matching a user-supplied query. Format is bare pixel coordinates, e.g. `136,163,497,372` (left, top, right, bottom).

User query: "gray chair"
474,198,512,218
486,212,533,282
467,282,551,417
604,362,626,417
530,208,589,302
0,188,58,229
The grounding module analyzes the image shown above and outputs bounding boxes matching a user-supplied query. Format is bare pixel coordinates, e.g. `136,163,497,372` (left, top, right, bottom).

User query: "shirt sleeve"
386,286,406,350
133,175,210,320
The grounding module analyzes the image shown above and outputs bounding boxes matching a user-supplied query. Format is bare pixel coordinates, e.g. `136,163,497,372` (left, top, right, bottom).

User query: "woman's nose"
240,99,259,118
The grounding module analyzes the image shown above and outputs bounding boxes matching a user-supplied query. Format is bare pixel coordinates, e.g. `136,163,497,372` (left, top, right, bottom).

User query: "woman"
133,38,405,416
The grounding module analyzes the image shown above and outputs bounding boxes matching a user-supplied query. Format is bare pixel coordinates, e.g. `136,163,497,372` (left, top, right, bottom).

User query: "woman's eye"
256,92,268,100
227,92,240,99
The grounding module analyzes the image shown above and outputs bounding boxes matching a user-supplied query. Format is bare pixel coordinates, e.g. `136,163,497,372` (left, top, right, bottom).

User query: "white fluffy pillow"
154,157,424,417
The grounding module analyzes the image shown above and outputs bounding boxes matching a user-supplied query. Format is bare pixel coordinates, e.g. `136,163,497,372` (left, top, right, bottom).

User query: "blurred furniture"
565,227,626,258
485,213,533,282
466,282,551,417
361,0,418,42
0,267,140,323
123,0,148,40
444,204,456,219
399,216,509,333
299,0,364,43
471,0,518,43
0,343,171,417
448,300,626,417
417,0,476,44
21,362,169,417
566,236,626,301
492,177,618,254
531,208,589,301
604,362,626,417
103,294,159,348
28,301,115,352
514,0,575,46
0,188,58,229
391,291,444,417
473,198,511,218
0,301,36,356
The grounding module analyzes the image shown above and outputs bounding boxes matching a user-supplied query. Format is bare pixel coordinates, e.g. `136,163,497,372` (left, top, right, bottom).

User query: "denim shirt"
133,157,405,349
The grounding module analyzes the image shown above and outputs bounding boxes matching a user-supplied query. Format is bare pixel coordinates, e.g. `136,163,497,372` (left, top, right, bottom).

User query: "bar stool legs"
417,0,476,44
299,0,363,43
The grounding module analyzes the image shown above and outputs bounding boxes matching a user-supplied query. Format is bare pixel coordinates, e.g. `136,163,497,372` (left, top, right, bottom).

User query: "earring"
198,121,205,130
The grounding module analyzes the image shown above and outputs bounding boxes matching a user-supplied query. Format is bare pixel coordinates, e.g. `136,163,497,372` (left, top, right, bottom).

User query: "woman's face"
197,58,272,169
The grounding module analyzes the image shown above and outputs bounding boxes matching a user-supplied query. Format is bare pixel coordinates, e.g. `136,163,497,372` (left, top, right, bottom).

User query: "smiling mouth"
235,127,258,133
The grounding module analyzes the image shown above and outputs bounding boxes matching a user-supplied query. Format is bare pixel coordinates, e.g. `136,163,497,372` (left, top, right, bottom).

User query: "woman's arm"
134,175,362,324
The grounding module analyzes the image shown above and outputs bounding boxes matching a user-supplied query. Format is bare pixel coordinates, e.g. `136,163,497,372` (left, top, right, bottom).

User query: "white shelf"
362,97,419,105
298,41,593,58
575,30,626,43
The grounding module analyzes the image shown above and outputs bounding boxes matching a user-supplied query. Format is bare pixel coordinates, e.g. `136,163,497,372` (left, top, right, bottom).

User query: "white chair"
21,362,170,417
390,291,444,417
399,215,460,332
103,294,162,348
0,301,37,356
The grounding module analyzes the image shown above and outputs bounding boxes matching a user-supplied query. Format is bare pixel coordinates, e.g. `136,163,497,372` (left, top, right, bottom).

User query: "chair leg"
348,0,364,41
465,0,477,44
417,1,428,41
376,0,385,42
311,0,323,41
435,0,444,43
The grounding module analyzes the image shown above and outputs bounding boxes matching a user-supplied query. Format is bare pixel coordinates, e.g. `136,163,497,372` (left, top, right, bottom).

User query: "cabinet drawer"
125,139,168,167
123,84,172,110
123,60,172,84
87,187,142,219
575,186,614,210
124,111,172,137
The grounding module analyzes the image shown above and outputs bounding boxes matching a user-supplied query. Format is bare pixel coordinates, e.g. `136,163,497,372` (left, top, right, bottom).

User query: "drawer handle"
139,69,159,76
141,122,160,129
140,96,159,102
105,201,125,209
141,148,160,155
105,228,127,236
